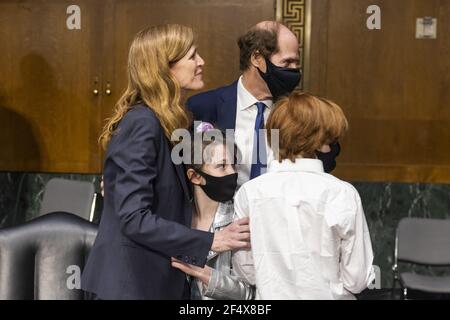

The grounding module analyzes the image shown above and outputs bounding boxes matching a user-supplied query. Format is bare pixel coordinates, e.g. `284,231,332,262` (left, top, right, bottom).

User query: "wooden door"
101,0,276,131
308,0,450,183
0,0,275,173
0,0,104,173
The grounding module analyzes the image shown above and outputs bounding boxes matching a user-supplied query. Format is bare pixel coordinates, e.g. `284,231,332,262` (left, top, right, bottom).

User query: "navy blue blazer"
81,104,213,299
186,81,341,173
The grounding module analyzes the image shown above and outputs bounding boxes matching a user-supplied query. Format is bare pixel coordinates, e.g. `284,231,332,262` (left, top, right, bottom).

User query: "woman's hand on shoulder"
171,257,212,285
211,217,251,253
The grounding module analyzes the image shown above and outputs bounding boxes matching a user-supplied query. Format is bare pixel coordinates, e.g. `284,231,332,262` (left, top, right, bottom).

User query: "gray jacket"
191,202,255,300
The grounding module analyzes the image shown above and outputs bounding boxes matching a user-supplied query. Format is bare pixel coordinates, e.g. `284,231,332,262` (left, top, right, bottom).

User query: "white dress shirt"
235,76,273,187
232,158,375,300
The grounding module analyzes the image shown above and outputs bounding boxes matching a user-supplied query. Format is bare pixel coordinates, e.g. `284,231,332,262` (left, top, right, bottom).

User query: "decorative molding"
276,0,310,89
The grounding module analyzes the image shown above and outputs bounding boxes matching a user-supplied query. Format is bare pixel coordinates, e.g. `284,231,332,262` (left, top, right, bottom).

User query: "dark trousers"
83,280,191,300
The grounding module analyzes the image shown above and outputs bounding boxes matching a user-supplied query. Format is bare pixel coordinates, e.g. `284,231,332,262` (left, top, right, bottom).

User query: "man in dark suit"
187,21,340,186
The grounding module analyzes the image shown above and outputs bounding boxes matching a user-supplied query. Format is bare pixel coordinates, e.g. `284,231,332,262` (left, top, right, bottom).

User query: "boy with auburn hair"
233,91,375,300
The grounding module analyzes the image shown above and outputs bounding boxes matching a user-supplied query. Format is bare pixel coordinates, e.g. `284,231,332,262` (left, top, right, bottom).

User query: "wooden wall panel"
102,0,276,128
0,0,275,173
307,0,450,183
0,0,104,173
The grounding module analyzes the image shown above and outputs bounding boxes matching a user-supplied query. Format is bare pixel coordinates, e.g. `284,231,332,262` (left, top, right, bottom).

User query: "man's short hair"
237,24,280,71
267,91,349,161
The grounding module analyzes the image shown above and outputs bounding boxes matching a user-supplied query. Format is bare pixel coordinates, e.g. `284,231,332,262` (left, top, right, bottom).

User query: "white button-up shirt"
233,158,375,300
235,76,273,187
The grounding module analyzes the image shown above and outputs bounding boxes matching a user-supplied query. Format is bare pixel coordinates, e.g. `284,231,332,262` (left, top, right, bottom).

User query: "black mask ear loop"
189,169,204,187
187,170,202,199
253,50,267,74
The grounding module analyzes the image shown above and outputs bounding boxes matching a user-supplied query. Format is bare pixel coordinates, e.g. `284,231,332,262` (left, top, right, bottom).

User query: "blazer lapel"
174,162,192,202
217,81,238,130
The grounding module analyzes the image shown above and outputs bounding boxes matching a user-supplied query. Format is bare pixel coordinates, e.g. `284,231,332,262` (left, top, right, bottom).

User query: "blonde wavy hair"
99,24,194,149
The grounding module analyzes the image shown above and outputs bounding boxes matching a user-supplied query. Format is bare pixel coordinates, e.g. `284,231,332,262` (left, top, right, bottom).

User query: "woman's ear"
187,168,204,186
250,51,267,72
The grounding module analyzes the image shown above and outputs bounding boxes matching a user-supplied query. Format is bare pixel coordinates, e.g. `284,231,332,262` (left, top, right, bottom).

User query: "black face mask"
316,142,341,173
195,171,238,203
257,57,302,100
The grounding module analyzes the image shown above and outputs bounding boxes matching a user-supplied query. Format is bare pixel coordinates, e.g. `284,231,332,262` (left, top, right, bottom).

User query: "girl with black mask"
171,122,255,300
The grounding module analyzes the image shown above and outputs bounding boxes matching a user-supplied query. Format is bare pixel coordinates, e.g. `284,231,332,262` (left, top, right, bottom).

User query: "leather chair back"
0,212,97,300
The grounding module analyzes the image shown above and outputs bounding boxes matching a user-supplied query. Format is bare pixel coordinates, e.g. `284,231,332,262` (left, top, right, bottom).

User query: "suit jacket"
81,104,213,299
186,81,341,173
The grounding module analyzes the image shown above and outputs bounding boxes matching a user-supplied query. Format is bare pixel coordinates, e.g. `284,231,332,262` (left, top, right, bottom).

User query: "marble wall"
1,172,449,288
0,172,102,228
354,182,450,288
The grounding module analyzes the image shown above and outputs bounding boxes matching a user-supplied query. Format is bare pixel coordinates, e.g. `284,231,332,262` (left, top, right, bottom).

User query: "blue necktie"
250,102,267,179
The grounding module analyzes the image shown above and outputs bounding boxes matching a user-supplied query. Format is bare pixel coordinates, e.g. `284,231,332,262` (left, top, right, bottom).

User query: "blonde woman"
81,25,250,300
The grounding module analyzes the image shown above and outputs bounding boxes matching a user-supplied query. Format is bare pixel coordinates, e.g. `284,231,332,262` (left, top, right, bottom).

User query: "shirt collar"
268,158,325,174
237,76,273,111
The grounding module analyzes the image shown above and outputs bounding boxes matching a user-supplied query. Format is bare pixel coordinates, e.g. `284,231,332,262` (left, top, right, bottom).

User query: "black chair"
392,217,450,299
0,212,97,300
39,178,97,222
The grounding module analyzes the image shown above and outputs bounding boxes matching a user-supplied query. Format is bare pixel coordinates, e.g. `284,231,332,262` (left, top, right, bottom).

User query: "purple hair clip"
195,122,214,133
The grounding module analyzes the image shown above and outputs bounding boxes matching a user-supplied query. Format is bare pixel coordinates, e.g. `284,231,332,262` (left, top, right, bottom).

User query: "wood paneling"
102,0,275,126
307,0,450,183
0,0,275,173
0,0,104,173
